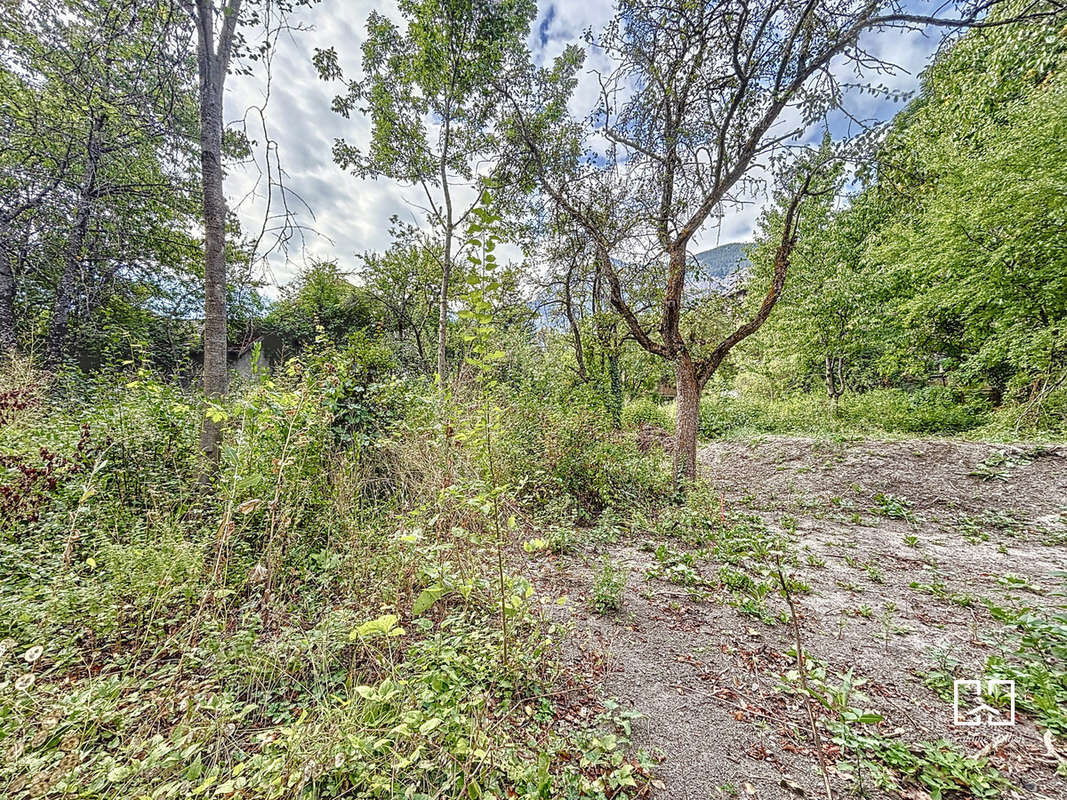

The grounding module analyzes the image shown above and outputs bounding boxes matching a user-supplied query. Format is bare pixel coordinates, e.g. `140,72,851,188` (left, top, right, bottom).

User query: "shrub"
590,556,627,614
842,387,987,433
696,387,990,438
499,394,671,523
621,397,674,432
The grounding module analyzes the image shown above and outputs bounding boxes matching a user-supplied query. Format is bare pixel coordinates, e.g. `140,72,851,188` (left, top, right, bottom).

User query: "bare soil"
525,437,1067,800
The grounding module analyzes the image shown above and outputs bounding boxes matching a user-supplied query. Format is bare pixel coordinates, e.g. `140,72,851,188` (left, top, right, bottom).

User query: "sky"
226,0,945,297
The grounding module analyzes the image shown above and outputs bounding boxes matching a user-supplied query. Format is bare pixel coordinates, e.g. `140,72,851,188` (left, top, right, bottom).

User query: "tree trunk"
673,354,702,486
46,112,105,367
825,354,845,416
0,243,17,355
563,261,587,381
198,63,228,464
436,225,451,387
606,349,622,430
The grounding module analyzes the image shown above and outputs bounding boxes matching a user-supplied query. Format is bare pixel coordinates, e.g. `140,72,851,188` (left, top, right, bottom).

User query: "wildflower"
15,673,35,690
249,563,269,584
22,645,43,663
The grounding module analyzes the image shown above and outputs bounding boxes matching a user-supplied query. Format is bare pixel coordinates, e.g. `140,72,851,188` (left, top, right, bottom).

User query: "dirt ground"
525,437,1067,800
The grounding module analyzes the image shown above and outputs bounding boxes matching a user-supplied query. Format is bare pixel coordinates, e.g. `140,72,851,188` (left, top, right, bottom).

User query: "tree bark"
199,71,228,462
190,0,242,466
0,243,17,355
673,353,703,486
606,348,622,429
436,224,451,387
562,261,588,381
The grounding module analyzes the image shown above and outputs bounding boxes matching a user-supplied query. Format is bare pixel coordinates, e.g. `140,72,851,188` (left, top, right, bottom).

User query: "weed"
909,580,975,607
782,661,1007,798
590,556,628,614
873,492,917,524
863,560,885,584
645,543,708,590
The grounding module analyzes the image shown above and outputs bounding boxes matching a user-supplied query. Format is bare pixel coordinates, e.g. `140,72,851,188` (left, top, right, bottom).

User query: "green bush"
0,358,659,800
697,388,989,438
621,397,674,432
842,387,987,433
499,394,671,523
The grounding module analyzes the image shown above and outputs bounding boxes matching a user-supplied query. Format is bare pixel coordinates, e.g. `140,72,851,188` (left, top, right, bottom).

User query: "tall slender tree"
179,0,242,463
180,0,316,462
313,0,535,388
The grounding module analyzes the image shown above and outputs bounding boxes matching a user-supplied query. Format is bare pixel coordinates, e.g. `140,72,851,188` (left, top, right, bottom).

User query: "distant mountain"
692,242,751,294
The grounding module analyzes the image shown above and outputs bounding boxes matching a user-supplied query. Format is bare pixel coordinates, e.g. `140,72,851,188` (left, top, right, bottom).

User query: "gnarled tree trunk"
673,353,703,485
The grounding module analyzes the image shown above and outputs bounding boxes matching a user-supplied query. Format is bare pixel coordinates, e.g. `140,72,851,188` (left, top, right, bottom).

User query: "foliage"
621,398,674,433
697,387,989,439
262,261,377,354
590,556,627,614
0,349,658,799
782,661,1008,799
731,13,1067,434
0,0,201,364
925,598,1067,740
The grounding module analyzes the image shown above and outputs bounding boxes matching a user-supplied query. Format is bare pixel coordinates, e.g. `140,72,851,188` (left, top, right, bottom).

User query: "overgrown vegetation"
3,1,1067,798
0,352,664,799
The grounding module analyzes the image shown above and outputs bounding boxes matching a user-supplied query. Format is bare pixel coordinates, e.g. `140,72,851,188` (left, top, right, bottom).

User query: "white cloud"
222,1,942,294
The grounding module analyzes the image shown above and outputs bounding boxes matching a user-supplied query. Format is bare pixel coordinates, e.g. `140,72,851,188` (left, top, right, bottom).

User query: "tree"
746,143,862,410
502,0,1062,485
873,36,1067,419
180,0,318,463
0,0,197,363
537,217,633,428
313,0,536,388
263,260,374,352
179,0,243,463
360,222,443,374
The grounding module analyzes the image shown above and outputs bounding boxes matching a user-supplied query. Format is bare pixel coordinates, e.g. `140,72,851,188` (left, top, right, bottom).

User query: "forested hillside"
1,2,1065,799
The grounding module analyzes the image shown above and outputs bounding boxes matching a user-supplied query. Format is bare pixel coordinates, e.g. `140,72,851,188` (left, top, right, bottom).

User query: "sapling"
461,187,513,663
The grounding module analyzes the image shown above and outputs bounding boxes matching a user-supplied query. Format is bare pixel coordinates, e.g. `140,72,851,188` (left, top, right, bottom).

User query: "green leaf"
413,584,446,615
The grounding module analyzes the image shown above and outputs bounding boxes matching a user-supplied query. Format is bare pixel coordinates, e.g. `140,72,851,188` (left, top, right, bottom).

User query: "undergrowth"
0,352,661,799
